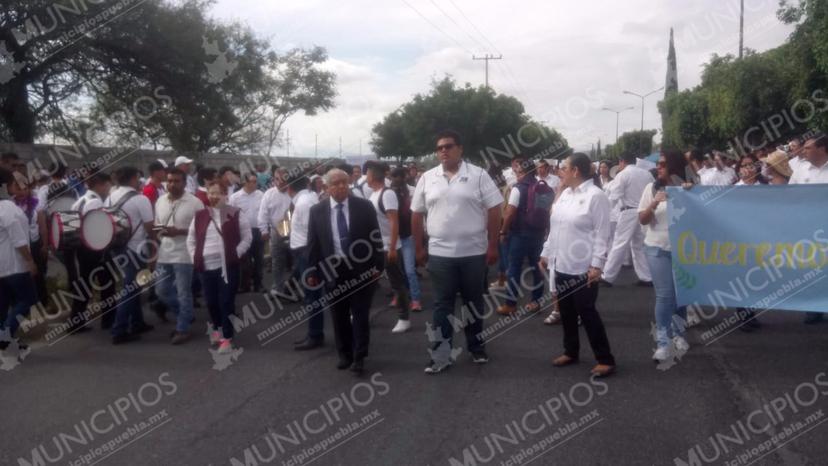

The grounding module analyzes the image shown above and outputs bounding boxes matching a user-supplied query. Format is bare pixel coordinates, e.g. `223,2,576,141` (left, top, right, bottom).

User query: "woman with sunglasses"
736,154,768,186
638,150,690,363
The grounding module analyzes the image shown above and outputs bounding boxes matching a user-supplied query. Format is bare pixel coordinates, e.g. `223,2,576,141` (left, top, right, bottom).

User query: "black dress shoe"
637,280,654,287
112,332,141,345
337,358,353,370
350,360,364,374
294,339,324,351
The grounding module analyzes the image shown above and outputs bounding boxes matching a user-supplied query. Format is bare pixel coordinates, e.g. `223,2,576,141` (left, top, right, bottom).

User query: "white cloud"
209,0,795,155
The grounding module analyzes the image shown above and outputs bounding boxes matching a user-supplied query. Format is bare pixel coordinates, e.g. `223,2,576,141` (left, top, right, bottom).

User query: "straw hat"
764,150,793,178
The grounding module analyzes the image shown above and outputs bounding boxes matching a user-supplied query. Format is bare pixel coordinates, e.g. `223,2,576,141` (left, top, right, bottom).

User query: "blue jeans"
0,272,37,338
201,266,240,339
427,254,486,353
400,237,421,301
111,250,147,337
644,245,686,348
506,232,545,306
156,263,194,333
294,247,324,341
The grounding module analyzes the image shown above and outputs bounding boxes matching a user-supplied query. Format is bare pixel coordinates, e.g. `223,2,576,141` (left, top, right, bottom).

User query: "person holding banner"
638,150,691,362
790,134,828,325
540,153,615,378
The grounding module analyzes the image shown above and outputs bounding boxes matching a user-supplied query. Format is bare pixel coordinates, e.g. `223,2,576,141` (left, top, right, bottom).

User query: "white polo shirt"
229,188,264,230
411,161,503,258
789,159,828,184
369,187,401,251
290,189,318,250
105,186,153,254
541,179,611,275
155,192,203,264
0,200,30,278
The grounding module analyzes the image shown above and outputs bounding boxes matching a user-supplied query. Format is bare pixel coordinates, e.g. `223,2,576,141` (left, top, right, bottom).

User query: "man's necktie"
336,203,349,254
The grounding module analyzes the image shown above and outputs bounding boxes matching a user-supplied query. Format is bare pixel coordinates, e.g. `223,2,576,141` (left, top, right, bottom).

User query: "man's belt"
620,206,637,211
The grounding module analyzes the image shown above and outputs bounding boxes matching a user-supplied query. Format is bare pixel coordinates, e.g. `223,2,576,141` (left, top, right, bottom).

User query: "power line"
428,0,486,53
400,0,473,54
472,54,502,89
443,0,531,100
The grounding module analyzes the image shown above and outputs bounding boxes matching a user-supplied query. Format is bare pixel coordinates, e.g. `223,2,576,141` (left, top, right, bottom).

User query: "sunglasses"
436,143,456,152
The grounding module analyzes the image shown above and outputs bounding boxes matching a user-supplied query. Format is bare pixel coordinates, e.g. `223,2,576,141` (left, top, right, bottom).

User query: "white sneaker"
686,308,701,327
391,319,411,334
673,336,690,352
653,346,673,362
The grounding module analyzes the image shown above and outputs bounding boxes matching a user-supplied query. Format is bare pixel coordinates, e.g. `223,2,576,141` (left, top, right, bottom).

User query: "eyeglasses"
436,143,456,152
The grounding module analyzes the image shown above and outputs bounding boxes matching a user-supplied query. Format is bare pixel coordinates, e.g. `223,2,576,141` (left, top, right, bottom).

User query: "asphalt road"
2,267,827,466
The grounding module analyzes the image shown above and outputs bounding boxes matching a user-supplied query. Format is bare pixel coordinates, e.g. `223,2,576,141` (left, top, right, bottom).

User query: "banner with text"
667,185,827,313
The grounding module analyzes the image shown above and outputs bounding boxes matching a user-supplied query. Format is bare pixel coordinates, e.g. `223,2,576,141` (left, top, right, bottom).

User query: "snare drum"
50,211,82,250
80,209,132,251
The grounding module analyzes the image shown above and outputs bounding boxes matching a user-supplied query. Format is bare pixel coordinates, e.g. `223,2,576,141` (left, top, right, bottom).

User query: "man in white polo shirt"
412,130,503,374
790,134,828,325
106,166,156,345
155,168,204,344
258,167,293,298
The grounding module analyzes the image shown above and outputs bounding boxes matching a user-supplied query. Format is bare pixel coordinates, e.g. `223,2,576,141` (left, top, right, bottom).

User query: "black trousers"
98,251,118,329
30,239,48,306
329,271,377,363
240,228,264,291
555,271,615,366
69,248,102,327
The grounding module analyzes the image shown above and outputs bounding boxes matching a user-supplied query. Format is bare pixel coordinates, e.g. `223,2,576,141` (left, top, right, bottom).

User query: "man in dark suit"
306,168,385,374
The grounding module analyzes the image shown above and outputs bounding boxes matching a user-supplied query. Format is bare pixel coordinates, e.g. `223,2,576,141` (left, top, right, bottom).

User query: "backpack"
522,179,555,231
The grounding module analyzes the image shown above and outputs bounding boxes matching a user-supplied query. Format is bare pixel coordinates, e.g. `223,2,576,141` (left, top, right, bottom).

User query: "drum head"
49,212,63,250
81,210,116,251
48,196,76,214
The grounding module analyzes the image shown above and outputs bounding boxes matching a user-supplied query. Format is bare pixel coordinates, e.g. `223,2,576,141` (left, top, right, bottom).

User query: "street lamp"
623,86,664,155
601,106,635,145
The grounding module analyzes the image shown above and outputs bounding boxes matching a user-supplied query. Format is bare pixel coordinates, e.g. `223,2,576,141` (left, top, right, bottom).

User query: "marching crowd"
0,128,826,376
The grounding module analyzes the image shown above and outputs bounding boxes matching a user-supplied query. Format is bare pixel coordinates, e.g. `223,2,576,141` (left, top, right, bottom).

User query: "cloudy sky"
209,0,794,157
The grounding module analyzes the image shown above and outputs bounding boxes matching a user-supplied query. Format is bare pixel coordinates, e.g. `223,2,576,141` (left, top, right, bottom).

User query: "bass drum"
81,209,132,251
49,211,81,251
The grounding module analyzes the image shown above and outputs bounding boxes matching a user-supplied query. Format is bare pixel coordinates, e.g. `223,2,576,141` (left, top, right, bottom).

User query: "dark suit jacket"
307,195,385,286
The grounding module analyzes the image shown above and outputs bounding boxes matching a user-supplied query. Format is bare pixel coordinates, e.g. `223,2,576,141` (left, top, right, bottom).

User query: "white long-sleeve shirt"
607,165,654,209
228,188,264,230
541,179,611,275
186,207,252,282
257,187,291,234
289,189,318,250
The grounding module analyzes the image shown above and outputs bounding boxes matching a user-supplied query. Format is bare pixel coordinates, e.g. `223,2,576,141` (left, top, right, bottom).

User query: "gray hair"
324,168,349,186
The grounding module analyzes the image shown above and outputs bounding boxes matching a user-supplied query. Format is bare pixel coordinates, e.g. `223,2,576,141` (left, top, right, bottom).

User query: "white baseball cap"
174,156,194,167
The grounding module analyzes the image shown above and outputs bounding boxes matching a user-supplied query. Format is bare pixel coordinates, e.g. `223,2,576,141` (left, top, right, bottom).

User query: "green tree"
371,77,568,166
614,129,657,156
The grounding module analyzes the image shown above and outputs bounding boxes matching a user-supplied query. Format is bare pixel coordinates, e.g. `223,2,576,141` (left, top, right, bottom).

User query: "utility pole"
623,87,664,155
472,54,503,89
739,0,744,59
602,107,635,146
314,133,318,158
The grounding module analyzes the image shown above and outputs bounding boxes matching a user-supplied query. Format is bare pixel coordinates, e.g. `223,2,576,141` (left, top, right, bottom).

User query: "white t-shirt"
507,187,521,207
638,183,670,251
411,161,503,258
105,186,153,254
0,200,30,278
542,174,561,190
71,191,105,216
155,192,203,264
228,189,264,230
369,188,401,251
699,167,736,186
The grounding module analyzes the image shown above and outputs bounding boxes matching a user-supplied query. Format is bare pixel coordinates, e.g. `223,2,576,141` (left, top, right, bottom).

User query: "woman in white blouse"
187,182,252,354
638,150,690,363
540,153,616,378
